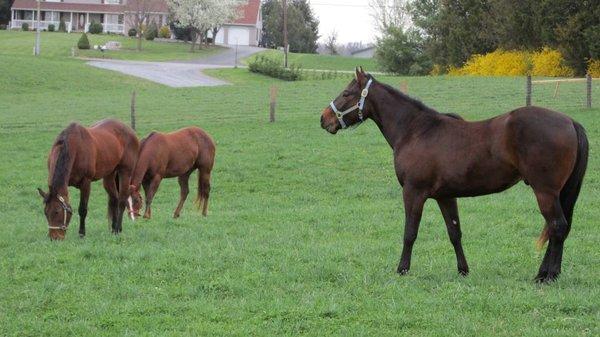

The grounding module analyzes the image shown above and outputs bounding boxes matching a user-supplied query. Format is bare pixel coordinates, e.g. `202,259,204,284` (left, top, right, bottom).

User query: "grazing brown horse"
37,119,139,240
320,68,588,283
129,127,215,219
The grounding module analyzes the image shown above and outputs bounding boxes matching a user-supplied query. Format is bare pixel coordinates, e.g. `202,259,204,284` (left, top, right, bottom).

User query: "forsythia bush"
532,48,573,77
438,48,574,77
588,59,600,78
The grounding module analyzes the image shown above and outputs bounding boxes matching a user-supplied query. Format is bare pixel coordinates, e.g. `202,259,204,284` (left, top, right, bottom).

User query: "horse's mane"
50,125,76,193
373,77,463,119
140,131,158,148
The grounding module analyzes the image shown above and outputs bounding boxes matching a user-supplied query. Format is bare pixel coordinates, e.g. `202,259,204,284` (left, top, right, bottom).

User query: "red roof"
11,0,168,14
232,0,260,25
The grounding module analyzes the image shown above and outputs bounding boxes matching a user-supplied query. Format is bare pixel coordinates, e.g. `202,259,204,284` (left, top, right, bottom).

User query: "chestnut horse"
320,68,588,283
129,127,215,219
37,119,139,240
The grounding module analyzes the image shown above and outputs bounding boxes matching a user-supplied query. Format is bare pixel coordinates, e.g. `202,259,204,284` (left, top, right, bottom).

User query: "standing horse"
129,127,215,219
38,119,139,240
320,68,588,283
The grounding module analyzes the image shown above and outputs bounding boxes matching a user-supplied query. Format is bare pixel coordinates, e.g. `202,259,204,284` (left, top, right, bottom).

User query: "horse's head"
38,188,72,240
321,67,374,134
128,185,142,219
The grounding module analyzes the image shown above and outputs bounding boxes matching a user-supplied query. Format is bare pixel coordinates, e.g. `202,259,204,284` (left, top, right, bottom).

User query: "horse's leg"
397,189,426,275
534,191,569,283
437,198,469,275
114,168,133,233
102,173,118,231
143,175,162,219
78,179,91,238
173,172,191,218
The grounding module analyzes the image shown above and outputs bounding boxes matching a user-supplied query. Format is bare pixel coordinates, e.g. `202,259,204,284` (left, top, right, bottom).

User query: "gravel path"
86,44,265,88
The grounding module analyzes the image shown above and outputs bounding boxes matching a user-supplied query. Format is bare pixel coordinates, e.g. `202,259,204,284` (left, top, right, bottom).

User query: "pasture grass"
1,48,600,336
0,30,223,61
245,49,381,72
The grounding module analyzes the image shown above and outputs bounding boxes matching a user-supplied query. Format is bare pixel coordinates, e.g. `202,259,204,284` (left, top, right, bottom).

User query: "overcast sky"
310,0,378,45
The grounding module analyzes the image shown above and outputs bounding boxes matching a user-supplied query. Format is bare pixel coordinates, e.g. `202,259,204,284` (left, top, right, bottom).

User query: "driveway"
86,44,265,88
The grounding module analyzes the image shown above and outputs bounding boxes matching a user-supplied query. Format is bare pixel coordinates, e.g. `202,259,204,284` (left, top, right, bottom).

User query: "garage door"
228,27,250,46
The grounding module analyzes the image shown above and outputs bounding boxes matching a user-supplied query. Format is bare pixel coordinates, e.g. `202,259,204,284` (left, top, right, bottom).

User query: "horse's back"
86,119,139,177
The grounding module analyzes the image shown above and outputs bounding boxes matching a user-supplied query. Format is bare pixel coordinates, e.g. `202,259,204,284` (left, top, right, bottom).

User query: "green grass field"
0,31,223,61
1,35,600,336
246,49,381,72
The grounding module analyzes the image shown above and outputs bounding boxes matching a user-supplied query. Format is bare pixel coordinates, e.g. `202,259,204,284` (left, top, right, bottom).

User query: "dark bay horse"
320,68,588,283
38,119,139,240
129,127,216,219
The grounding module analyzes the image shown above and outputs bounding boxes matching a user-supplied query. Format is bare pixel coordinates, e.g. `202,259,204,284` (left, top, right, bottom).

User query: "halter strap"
330,78,373,129
48,194,72,231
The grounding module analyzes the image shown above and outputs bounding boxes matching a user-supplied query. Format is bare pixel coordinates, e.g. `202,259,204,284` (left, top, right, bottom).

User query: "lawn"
1,41,600,336
0,30,224,61
246,49,381,72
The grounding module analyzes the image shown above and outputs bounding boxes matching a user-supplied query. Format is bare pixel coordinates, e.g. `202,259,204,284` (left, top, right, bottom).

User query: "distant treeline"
410,0,599,75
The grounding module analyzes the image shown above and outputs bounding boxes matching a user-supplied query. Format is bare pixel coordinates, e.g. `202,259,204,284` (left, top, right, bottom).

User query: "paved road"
87,44,265,88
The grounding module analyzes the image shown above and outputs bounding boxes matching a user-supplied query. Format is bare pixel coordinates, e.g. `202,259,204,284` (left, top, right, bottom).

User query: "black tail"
538,121,588,248
561,122,588,224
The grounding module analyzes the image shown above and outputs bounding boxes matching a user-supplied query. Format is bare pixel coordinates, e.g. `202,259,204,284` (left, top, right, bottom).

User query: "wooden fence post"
269,86,277,122
587,73,592,109
399,81,408,94
526,75,532,107
553,81,560,98
130,90,136,130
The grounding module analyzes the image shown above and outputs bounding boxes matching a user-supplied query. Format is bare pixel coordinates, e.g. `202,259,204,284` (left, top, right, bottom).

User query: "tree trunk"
137,28,142,51
190,30,196,52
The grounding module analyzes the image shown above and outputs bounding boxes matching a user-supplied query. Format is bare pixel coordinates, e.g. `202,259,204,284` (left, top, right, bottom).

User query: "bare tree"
369,0,410,34
325,30,338,55
125,0,164,51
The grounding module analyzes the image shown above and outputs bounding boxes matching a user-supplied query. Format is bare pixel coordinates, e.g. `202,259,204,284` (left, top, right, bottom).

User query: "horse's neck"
131,153,150,188
369,84,439,149
49,142,73,197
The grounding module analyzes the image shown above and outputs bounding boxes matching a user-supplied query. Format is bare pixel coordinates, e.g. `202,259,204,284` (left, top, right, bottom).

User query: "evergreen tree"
261,0,319,53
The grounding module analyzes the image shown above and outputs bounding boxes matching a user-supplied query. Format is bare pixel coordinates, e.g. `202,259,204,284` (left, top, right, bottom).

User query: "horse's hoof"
397,268,410,275
173,214,179,218
79,233,85,239
143,215,151,219
458,269,469,276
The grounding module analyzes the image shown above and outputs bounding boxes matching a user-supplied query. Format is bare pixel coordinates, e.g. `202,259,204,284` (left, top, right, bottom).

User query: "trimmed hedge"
21,22,29,31
88,21,103,34
145,22,158,41
58,19,67,32
248,55,303,81
48,24,55,32
158,25,170,39
128,28,137,37
77,33,90,49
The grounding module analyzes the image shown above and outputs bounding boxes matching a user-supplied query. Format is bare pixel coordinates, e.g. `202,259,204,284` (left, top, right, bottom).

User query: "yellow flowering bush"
588,59,600,78
438,48,574,77
531,48,573,77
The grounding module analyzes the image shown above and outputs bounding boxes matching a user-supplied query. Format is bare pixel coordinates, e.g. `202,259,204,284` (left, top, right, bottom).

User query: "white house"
213,0,261,46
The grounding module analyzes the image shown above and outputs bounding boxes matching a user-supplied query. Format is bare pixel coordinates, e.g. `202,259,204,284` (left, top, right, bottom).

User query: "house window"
105,14,119,24
105,0,120,4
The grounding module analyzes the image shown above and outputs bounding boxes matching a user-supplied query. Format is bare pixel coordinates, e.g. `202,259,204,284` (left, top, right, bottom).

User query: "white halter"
329,78,373,129
47,194,72,231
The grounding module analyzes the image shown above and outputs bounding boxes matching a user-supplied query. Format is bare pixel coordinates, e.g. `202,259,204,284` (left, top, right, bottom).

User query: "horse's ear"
359,66,365,74
355,66,366,86
37,188,48,199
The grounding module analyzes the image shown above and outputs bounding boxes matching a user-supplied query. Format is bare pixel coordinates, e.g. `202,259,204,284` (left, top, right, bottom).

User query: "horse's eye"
343,91,350,97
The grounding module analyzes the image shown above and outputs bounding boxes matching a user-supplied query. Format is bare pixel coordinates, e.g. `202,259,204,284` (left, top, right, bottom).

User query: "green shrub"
77,33,90,49
128,28,137,37
0,24,7,30
145,22,158,40
88,21,103,34
21,22,29,31
48,24,55,32
58,19,67,32
248,55,303,81
158,25,170,39
375,27,432,76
